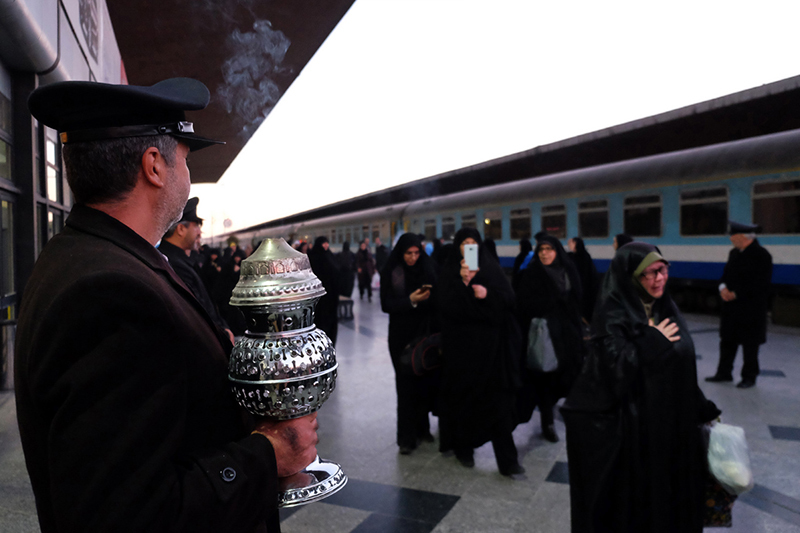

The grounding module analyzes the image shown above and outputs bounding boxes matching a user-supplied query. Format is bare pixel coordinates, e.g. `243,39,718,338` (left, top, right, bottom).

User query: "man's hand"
253,413,319,477
720,288,737,302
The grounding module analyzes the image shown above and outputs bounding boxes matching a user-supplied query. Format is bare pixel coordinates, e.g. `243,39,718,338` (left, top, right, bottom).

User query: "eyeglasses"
640,264,669,281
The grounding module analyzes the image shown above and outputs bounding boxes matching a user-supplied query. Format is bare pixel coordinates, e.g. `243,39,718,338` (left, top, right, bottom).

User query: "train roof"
230,74,800,236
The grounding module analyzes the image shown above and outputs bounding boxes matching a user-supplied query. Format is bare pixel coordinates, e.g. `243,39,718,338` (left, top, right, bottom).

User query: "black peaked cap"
28,78,224,151
181,197,203,224
728,220,760,235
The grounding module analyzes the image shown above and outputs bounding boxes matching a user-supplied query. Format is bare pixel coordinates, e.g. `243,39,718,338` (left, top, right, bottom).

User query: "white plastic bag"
526,318,558,372
707,422,754,495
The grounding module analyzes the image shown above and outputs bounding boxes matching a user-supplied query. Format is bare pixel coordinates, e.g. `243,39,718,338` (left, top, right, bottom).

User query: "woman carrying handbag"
380,233,438,455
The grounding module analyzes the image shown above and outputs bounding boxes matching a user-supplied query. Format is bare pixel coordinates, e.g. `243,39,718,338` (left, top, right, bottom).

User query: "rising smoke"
217,20,292,140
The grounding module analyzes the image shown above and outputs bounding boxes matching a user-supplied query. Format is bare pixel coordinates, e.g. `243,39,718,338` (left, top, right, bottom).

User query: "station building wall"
0,0,124,389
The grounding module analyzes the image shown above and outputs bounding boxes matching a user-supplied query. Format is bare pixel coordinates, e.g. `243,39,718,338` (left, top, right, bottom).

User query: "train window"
461,214,477,229
362,225,369,241
753,179,800,234
541,204,566,239
345,228,351,244
578,199,609,238
424,219,437,241
330,229,336,243
680,187,728,235
510,208,531,240
442,216,455,240
484,210,502,240
624,195,661,236
372,225,380,241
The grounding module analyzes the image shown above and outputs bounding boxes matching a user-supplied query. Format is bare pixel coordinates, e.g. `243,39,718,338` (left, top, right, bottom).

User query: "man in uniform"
15,78,317,532
706,220,773,389
158,196,235,343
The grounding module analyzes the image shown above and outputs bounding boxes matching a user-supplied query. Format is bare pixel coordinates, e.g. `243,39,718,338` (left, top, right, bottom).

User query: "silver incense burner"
227,238,346,507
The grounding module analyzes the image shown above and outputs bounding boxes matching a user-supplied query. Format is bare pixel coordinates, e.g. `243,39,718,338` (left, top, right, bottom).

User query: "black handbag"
400,332,443,376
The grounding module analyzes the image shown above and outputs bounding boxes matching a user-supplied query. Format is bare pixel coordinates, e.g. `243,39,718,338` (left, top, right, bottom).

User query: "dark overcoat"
15,205,280,533
158,238,228,332
308,243,340,345
719,239,773,345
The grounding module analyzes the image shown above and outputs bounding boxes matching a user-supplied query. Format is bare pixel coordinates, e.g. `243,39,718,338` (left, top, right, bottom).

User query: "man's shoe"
543,424,559,443
736,380,756,389
705,375,733,383
500,463,526,477
456,454,475,468
399,445,414,455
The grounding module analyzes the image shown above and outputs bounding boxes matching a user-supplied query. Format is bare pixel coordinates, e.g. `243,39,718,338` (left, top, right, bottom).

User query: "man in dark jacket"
159,197,234,343
706,220,773,389
15,78,318,532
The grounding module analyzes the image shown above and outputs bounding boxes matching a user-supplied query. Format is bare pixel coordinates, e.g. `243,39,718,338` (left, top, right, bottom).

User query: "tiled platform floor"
1,298,799,532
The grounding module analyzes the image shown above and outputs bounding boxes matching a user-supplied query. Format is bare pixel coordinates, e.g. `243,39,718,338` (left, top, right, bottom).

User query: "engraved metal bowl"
227,238,338,420
228,328,337,419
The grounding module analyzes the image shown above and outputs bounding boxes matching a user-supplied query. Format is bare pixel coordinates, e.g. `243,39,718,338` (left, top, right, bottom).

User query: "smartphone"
464,244,479,270
420,284,432,293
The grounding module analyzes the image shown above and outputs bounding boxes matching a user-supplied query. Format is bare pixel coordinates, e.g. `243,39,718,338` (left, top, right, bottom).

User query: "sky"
191,0,800,238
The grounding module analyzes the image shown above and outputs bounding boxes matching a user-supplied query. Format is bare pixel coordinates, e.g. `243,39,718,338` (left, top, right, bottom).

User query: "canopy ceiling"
106,0,356,183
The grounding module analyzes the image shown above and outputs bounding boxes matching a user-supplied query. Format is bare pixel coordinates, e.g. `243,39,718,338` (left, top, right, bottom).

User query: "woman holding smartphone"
437,228,524,476
380,233,438,455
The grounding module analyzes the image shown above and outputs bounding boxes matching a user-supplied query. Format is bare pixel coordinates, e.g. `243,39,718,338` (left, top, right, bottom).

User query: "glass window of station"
624,194,661,237
541,204,566,239
510,207,531,240
1,198,14,319
442,216,455,240
578,199,609,238
483,210,502,240
36,126,69,254
680,187,728,235
753,179,800,234
0,88,11,185
0,71,14,319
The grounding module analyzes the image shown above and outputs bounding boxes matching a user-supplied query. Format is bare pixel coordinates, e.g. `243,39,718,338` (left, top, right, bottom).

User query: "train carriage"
221,128,800,325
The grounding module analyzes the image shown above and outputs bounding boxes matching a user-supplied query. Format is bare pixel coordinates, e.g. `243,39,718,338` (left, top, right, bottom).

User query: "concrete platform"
1,298,799,532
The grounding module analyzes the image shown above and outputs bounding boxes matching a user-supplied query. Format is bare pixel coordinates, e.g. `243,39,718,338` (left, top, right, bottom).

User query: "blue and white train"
227,128,800,324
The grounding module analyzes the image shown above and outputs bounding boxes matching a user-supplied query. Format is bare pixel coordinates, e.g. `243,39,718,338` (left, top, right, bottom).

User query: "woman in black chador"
561,242,721,533
516,234,584,442
567,236,600,323
437,228,523,476
308,236,340,346
379,233,438,454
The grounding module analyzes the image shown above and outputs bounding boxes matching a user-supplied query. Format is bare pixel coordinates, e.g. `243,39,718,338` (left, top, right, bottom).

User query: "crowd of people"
365,225,770,533
15,74,773,533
